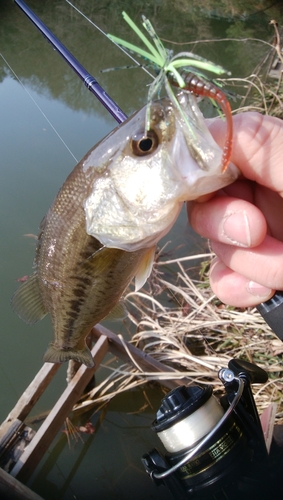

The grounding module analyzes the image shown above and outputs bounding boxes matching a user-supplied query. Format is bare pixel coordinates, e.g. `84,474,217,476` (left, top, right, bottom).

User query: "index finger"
209,112,283,194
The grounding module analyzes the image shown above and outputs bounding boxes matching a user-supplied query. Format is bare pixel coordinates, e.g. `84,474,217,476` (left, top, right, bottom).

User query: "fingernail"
246,281,272,297
222,211,251,247
210,256,226,274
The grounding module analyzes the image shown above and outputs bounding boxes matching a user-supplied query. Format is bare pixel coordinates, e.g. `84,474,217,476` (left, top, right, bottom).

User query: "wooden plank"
91,325,188,389
0,467,43,500
0,419,24,454
10,335,109,482
0,363,60,441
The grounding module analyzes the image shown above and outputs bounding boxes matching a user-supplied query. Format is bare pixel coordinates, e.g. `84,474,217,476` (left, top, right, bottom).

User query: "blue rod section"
14,0,128,124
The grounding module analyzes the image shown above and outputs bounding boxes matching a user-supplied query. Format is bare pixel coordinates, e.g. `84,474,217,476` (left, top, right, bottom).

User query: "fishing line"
65,0,155,80
0,52,78,163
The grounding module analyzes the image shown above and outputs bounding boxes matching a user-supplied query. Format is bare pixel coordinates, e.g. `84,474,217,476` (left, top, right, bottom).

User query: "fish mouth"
171,127,239,201
84,94,239,252
169,92,239,200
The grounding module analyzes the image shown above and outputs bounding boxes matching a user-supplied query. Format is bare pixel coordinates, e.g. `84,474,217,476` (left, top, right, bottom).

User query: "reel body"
142,359,280,499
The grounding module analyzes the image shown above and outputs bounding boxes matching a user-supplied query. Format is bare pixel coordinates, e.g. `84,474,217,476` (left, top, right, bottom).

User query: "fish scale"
37,165,148,367
12,95,239,367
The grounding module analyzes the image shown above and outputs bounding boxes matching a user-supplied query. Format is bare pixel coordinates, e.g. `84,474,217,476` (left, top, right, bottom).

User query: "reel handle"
228,359,268,384
257,291,283,341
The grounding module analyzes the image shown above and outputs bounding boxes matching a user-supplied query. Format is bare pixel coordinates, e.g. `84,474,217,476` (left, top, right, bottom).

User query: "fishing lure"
168,70,233,173
108,13,233,172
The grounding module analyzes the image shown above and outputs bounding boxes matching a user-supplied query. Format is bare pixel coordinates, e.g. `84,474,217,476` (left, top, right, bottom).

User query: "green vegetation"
1,0,283,115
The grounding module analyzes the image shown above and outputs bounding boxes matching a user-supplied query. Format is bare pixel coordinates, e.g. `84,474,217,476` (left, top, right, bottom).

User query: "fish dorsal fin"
11,273,47,325
135,246,156,291
103,301,128,321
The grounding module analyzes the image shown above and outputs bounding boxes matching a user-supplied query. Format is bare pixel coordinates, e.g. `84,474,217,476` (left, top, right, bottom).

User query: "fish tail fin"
43,344,95,368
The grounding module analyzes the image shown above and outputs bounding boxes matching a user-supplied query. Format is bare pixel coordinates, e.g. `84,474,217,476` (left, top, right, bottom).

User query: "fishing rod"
13,0,127,124
14,1,283,342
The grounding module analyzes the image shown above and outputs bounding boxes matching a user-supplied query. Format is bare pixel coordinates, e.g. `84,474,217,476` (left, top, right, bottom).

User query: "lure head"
84,93,239,251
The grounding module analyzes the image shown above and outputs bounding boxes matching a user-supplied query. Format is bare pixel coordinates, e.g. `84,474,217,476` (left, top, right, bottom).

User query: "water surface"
0,1,281,498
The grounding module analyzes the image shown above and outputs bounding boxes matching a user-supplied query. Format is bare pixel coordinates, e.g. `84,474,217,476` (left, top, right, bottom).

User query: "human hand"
188,112,283,307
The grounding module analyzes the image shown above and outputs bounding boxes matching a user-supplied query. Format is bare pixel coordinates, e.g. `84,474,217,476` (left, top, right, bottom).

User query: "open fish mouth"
84,93,239,252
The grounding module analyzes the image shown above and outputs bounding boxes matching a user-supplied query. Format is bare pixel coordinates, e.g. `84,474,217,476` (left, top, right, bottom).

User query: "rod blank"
14,0,127,124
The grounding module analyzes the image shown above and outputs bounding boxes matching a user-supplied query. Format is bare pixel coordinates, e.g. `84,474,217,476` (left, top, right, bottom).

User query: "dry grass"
74,251,283,424
221,24,283,118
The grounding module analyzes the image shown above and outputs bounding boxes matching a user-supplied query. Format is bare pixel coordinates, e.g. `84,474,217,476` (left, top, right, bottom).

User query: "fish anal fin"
11,273,47,325
43,344,95,368
135,245,156,291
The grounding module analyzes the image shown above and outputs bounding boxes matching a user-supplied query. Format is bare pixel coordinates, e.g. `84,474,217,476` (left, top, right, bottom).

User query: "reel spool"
142,359,273,499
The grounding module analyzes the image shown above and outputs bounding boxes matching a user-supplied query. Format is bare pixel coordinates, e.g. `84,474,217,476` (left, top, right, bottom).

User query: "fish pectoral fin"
43,344,95,368
11,273,47,324
135,245,156,291
103,301,128,321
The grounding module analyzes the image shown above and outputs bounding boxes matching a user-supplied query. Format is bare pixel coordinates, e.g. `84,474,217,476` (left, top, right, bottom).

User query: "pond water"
0,1,282,499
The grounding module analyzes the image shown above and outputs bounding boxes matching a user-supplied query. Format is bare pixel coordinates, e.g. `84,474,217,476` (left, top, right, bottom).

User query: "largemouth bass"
12,93,238,368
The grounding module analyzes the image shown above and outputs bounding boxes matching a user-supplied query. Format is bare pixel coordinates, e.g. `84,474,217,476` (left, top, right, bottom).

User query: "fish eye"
131,130,159,156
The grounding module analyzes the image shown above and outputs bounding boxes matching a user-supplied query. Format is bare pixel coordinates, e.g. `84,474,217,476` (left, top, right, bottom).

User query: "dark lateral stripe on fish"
70,275,92,287
66,311,79,321
68,298,84,314
72,287,86,298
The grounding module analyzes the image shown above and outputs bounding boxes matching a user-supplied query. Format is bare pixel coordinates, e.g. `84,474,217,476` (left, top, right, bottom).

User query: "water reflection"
1,0,280,114
0,1,282,499
29,386,173,500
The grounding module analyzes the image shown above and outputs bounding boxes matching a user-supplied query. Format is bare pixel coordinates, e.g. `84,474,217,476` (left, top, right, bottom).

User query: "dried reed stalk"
74,251,283,424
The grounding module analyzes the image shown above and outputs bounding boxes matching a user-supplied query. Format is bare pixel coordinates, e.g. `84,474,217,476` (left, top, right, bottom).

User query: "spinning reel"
142,359,281,499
